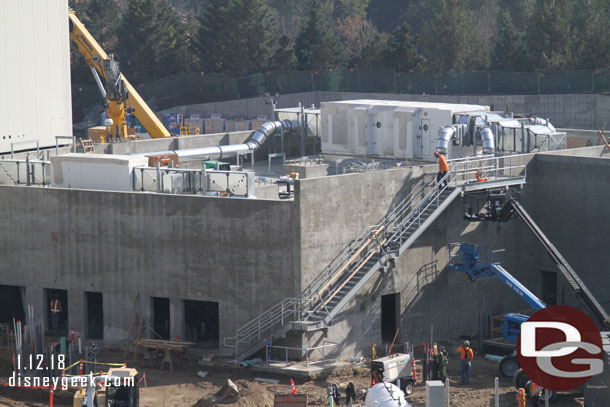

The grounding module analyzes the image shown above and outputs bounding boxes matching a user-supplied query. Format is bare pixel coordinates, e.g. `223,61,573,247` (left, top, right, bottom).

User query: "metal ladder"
224,170,461,362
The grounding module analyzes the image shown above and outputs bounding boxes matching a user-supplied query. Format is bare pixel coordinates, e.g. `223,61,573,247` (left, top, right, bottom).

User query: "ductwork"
479,127,495,154
437,126,455,154
137,120,298,160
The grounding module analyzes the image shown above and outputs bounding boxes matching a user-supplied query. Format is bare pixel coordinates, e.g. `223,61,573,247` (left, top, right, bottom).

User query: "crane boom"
68,11,170,139
506,199,609,328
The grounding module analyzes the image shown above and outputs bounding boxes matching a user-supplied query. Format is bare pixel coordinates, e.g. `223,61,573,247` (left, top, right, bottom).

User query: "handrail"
225,154,529,356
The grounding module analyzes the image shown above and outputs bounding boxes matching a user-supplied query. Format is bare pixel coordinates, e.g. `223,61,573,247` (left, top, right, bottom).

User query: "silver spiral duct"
137,120,297,160
479,127,495,154
436,126,455,154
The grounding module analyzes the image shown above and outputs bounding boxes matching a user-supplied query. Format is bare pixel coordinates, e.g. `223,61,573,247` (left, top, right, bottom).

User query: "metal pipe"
480,127,495,154
437,126,455,154
135,120,296,160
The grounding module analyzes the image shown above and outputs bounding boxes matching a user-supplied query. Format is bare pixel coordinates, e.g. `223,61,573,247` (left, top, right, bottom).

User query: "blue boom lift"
448,243,545,377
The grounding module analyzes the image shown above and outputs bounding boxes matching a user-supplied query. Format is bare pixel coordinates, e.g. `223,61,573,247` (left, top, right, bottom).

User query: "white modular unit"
321,100,489,161
0,0,73,153
51,154,148,191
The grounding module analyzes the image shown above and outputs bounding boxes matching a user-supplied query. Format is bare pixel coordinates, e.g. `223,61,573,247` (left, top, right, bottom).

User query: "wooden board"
274,395,308,407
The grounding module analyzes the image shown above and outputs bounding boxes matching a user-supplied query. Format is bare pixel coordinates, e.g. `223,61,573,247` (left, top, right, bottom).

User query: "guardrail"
0,158,51,186
265,340,338,367
224,153,530,360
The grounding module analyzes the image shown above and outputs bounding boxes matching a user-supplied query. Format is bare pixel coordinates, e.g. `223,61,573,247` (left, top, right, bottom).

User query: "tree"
334,0,370,19
525,0,573,71
69,0,91,83
295,0,345,70
197,0,278,76
336,14,379,67
381,22,420,72
569,0,610,69
417,0,489,73
491,9,527,70
119,0,188,82
272,35,298,70
83,0,122,53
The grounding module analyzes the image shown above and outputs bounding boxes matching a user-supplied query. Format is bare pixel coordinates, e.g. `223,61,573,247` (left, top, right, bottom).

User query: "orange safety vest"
457,345,473,360
438,154,449,172
51,299,61,313
531,382,542,396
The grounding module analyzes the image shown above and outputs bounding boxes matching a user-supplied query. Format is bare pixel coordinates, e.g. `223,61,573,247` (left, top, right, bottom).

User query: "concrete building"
1,0,608,365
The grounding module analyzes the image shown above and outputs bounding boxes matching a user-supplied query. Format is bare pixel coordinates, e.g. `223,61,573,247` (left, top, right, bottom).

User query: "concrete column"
170,297,182,340
25,285,45,329
67,288,85,339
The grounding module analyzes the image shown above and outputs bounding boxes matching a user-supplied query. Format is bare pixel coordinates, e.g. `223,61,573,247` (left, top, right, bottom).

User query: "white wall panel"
0,0,72,153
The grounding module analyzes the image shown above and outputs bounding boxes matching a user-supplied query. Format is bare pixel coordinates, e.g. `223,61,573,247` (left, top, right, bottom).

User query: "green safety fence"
72,69,610,110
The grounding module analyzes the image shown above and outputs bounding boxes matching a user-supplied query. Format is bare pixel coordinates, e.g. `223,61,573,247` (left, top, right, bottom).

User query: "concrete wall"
527,148,610,312
158,91,610,131
0,187,300,344
295,157,541,357
296,146,610,357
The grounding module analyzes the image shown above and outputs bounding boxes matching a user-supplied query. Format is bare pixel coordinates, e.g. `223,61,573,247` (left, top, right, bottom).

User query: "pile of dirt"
193,379,275,407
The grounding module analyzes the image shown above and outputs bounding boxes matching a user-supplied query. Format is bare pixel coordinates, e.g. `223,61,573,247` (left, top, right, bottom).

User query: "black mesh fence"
73,69,608,109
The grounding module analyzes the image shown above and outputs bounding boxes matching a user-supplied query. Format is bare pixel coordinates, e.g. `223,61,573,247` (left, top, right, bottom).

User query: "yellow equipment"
69,11,171,140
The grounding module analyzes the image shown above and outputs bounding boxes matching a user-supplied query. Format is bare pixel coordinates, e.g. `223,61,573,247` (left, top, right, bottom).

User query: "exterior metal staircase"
223,154,529,362
225,172,460,361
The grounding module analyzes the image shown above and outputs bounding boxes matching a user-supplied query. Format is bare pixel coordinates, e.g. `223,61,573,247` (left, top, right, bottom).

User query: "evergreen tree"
570,0,610,69
335,0,370,19
83,0,122,53
491,9,527,70
381,22,420,72
69,0,91,83
119,0,188,82
197,0,278,76
525,0,573,70
417,0,488,73
295,0,345,70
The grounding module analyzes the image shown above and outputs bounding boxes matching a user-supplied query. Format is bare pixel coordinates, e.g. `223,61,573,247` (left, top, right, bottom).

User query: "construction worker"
433,151,449,187
456,340,474,385
50,297,62,331
516,388,526,407
528,381,542,407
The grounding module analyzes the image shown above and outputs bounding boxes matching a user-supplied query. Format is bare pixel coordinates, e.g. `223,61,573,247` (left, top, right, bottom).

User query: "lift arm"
68,11,170,139
489,264,546,311
507,200,609,328
449,243,546,312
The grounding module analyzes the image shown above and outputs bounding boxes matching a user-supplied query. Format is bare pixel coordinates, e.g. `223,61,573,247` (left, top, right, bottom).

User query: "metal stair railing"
224,154,530,360
313,171,458,320
223,178,429,353
388,170,455,246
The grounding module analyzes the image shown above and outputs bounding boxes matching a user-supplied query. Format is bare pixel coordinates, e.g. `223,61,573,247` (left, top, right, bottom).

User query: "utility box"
320,100,489,161
425,381,444,407
50,154,148,191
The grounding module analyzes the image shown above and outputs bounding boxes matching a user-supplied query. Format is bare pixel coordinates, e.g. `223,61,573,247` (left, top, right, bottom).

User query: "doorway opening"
183,300,219,348
541,270,557,306
152,297,170,340
45,288,68,334
85,292,103,340
381,293,400,344
0,285,25,324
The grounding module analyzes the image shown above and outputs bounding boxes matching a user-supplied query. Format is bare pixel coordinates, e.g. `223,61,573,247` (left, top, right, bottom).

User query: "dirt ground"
0,348,585,407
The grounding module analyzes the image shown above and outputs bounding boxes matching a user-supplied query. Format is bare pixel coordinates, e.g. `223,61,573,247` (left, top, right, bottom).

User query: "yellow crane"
69,10,171,140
